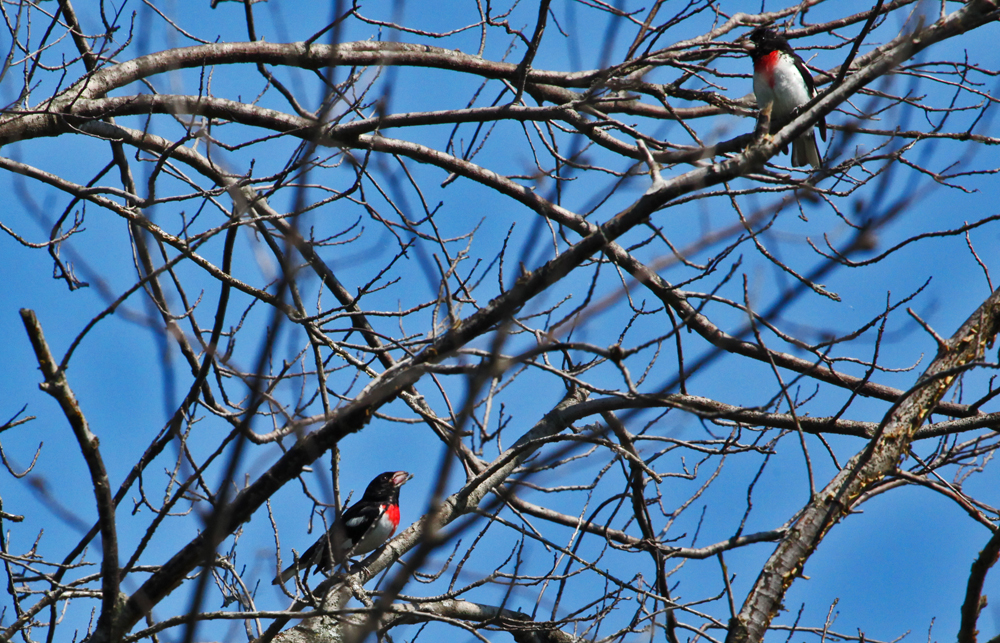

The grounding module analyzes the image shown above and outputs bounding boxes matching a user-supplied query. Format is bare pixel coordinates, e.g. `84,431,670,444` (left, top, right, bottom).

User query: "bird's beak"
392,471,413,486
740,40,755,53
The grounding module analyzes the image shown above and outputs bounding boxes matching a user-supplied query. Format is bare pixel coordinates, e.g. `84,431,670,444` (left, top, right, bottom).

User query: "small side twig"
907,307,949,353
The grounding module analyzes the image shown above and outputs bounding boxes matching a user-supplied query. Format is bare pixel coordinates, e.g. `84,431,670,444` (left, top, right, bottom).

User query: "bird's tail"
272,542,319,585
273,566,294,585
792,130,822,169
273,529,349,585
273,556,308,585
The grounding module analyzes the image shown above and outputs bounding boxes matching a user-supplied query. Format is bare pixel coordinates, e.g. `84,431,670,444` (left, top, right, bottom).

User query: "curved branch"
959,528,1000,643
728,284,1000,643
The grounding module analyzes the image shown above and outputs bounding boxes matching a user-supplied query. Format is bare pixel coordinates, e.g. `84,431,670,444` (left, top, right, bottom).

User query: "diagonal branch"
258,389,589,643
727,285,1000,643
958,526,1000,643
19,309,120,632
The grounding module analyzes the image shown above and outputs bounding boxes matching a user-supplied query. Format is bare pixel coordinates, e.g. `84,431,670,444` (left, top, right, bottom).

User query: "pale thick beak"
392,471,413,486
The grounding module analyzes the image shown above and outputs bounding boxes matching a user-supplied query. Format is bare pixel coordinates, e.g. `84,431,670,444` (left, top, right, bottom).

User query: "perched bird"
744,26,826,168
273,471,412,585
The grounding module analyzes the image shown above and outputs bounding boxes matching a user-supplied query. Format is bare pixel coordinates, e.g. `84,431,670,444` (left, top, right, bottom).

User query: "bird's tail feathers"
273,559,302,585
792,130,822,169
272,526,351,585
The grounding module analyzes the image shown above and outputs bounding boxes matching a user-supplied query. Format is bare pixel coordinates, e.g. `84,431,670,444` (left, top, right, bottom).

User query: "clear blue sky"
2,2,1000,641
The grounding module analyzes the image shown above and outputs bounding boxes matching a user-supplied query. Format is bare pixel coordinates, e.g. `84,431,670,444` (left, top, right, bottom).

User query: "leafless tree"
2,1,1000,643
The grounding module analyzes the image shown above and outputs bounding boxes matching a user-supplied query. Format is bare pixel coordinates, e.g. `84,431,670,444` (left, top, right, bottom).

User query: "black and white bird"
273,471,411,585
744,26,826,168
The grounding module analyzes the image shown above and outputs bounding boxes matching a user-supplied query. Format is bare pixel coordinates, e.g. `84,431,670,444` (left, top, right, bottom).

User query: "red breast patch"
385,504,400,533
753,50,781,85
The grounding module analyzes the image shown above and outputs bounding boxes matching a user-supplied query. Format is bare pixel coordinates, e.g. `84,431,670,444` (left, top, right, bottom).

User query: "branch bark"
958,528,1000,643
727,285,1000,643
19,309,122,636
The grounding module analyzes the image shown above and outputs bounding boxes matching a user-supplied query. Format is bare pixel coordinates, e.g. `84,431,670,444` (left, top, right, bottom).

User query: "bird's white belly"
351,511,396,555
754,57,812,120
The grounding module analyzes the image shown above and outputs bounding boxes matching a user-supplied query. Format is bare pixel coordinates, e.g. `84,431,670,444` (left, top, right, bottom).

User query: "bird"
744,26,827,168
273,470,412,585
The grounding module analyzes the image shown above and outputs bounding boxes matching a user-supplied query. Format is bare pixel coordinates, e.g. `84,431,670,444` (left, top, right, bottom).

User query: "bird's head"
362,471,413,500
743,26,788,57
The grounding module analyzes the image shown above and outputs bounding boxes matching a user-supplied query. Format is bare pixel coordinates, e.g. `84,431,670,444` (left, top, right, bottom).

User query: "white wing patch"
351,508,396,555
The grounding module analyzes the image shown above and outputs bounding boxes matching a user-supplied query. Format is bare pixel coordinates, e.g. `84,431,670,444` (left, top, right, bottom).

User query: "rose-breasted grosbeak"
273,470,411,585
745,26,826,168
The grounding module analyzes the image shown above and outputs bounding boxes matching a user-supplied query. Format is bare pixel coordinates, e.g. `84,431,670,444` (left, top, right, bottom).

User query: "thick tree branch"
728,285,1000,643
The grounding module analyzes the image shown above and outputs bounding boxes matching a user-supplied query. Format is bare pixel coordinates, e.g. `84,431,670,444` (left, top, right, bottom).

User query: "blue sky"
2,1,1000,642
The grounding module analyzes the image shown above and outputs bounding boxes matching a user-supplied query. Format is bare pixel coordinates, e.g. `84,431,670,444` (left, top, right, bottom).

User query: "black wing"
791,51,827,141
310,502,382,574
340,502,382,543
273,502,385,584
